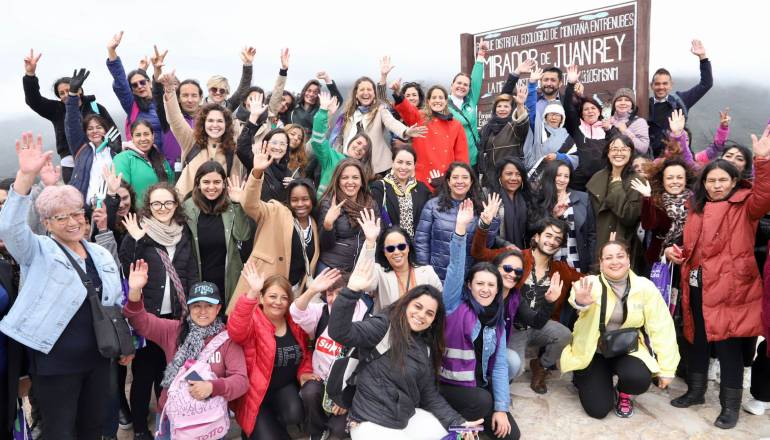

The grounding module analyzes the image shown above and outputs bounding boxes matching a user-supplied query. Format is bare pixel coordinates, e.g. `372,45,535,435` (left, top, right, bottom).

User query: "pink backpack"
158,331,231,440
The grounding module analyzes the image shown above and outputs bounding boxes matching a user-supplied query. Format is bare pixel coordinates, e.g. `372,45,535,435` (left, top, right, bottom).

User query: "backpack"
157,331,231,440
325,327,390,409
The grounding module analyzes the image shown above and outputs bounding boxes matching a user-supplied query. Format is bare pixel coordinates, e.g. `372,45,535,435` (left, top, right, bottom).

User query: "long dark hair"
401,82,425,108
387,285,446,373
494,157,533,201
532,160,571,220
463,262,505,326
721,143,754,180
321,159,375,226
603,134,637,181
691,159,740,214
376,227,418,272
436,162,484,214
192,160,230,214
130,119,169,182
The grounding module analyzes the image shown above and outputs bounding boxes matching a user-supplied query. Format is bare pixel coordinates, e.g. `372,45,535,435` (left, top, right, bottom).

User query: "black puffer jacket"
317,199,364,272
328,287,464,430
119,227,198,318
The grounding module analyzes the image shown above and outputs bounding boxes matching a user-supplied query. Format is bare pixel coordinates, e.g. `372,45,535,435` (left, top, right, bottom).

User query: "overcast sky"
0,0,765,119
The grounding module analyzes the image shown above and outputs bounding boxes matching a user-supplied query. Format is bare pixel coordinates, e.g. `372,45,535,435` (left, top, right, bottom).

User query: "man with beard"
502,62,564,122
511,217,582,394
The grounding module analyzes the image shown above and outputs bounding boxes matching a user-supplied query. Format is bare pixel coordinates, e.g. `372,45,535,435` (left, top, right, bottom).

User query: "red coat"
227,295,313,436
680,158,770,343
394,99,468,185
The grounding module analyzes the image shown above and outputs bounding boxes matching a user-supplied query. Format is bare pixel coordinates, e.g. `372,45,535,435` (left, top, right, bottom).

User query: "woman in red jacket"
391,81,469,186
227,259,314,439
668,129,770,429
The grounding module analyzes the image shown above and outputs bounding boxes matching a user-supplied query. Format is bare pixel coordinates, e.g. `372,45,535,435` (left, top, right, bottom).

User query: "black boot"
670,372,708,408
714,385,742,429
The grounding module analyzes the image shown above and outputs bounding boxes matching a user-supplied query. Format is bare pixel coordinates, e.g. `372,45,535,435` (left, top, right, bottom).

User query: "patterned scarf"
661,190,691,248
161,316,225,387
383,173,417,237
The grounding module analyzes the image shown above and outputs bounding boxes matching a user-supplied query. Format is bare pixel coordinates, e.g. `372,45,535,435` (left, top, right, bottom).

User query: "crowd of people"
0,31,768,440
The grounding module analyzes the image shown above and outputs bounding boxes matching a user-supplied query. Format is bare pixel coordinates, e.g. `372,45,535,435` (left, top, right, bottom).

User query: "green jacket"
183,199,252,306
448,60,484,167
112,149,175,207
310,109,345,197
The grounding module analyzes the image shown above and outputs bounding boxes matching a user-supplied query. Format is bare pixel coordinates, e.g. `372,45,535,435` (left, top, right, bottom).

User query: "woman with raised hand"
290,268,367,440
586,135,646,272
123,261,248,440
355,208,442,311
227,261,314,440
529,160,595,272
118,182,198,439
563,65,609,191
63,68,121,205
317,159,376,274
328,259,483,440
106,31,163,148
311,91,372,196
226,144,320,312
289,71,344,134
560,240,679,419
391,78,467,185
183,161,251,308
158,70,244,198
334,75,426,176
668,129,770,429
632,157,695,266
0,133,125,439
492,157,533,250
369,145,433,238
415,162,498,281
112,119,174,206
449,39,488,170
202,46,255,112
478,84,530,187
439,200,520,440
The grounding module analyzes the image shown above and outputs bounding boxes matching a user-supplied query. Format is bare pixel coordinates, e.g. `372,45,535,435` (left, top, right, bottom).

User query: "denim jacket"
443,232,510,412
0,189,122,353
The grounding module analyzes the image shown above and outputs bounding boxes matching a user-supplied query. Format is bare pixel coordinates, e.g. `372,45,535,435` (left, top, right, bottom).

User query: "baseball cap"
187,281,221,305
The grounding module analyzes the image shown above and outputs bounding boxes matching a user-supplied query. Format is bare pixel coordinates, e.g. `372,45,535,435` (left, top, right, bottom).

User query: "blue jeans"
154,415,169,440
507,348,522,380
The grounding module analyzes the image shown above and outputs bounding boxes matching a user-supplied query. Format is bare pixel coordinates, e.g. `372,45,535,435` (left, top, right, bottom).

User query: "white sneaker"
742,398,770,415
708,358,720,382
744,367,752,389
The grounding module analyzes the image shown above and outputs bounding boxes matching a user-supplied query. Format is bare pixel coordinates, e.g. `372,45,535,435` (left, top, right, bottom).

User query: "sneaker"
743,367,752,389
742,398,770,415
118,408,133,430
615,391,634,418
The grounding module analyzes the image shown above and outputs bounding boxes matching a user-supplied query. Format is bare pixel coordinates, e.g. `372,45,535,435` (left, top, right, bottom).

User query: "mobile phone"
448,425,483,432
185,370,204,382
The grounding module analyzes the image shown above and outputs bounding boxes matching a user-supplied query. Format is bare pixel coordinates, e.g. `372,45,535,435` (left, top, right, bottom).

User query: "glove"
69,68,90,95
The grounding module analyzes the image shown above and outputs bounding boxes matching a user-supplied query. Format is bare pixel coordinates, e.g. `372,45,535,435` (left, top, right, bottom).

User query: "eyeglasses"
149,200,177,211
384,243,408,253
501,265,524,276
268,140,288,147
48,209,85,224
209,87,227,95
608,146,632,153
130,79,148,89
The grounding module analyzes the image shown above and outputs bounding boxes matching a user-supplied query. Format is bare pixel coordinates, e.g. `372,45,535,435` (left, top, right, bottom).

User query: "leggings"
439,384,520,440
130,340,166,434
246,382,304,440
32,361,110,440
751,340,770,402
299,379,348,438
685,285,744,388
573,353,651,419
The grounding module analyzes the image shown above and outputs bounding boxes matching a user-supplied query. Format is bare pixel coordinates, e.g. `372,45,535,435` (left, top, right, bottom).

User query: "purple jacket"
504,289,521,341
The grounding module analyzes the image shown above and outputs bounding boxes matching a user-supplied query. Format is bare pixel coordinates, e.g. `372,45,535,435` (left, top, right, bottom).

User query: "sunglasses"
384,243,408,253
209,87,228,95
130,79,148,89
501,265,524,276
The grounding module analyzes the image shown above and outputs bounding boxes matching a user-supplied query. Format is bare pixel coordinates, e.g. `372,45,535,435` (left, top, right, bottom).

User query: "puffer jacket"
328,287,465,430
680,157,770,343
317,198,365,273
414,197,499,281
106,57,162,148
227,295,313,437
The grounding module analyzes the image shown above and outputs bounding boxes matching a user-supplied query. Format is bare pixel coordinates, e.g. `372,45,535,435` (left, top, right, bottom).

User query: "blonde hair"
206,75,230,93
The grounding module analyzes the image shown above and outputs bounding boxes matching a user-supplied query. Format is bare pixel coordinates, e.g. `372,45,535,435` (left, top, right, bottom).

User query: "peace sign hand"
719,107,731,128
150,44,168,72
323,196,346,230
24,49,42,76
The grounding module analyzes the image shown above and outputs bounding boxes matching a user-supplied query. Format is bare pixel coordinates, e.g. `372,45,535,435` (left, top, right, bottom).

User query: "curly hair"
139,182,188,225
192,103,235,154
647,157,696,208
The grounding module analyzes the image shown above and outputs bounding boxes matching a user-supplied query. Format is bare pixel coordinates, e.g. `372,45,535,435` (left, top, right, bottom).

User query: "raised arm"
443,200,474,314
242,148,277,225
267,49,290,118
746,128,770,220
63,69,91,155
310,101,334,164
467,40,487,106
105,32,137,115
695,109,731,164
22,50,60,120
328,262,388,348
677,40,713,109
501,58,535,95
227,47,255,111
159,70,195,154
